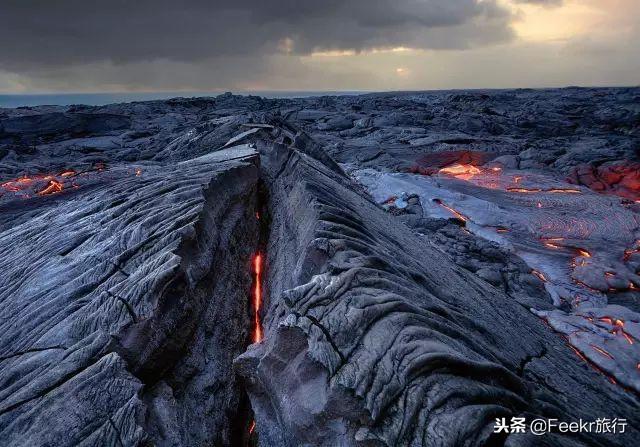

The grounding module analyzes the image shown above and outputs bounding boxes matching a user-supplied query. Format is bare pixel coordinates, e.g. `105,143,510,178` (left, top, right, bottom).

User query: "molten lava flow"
439,164,481,178
623,241,640,261
541,239,592,261
595,317,635,345
252,253,264,343
569,344,588,362
507,187,542,193
433,198,467,222
0,168,83,199
507,187,581,194
564,337,617,385
38,179,63,195
382,196,398,206
590,344,614,360
531,270,548,282
248,420,256,435
576,248,591,258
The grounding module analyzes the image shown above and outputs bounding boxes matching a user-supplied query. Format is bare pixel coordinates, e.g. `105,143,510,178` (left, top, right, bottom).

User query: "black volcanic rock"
235,138,638,447
0,147,259,446
0,112,131,144
0,88,639,446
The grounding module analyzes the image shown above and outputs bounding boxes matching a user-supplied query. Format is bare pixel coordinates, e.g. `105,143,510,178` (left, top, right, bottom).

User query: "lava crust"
0,88,639,446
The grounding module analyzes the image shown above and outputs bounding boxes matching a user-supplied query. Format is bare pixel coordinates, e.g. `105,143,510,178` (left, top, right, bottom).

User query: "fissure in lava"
252,252,264,344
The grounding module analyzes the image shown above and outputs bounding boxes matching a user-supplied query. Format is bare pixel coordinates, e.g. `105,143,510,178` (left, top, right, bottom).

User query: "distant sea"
0,91,366,108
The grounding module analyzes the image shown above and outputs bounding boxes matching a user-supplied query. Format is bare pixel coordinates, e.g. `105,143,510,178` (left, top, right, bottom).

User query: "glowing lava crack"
252,252,264,344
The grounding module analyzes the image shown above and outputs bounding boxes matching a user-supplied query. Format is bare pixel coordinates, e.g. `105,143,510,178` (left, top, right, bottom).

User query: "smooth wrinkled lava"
354,160,640,392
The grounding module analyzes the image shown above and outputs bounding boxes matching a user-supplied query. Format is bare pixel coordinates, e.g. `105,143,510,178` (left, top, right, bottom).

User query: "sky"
0,0,637,93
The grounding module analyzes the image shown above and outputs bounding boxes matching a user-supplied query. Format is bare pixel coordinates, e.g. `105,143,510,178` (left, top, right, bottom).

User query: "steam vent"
1,89,639,446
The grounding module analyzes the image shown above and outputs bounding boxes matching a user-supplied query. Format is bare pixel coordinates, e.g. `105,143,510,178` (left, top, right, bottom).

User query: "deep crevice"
233,176,271,447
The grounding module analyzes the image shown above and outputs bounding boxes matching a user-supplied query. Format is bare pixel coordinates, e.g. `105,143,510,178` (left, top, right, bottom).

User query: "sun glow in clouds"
507,0,602,42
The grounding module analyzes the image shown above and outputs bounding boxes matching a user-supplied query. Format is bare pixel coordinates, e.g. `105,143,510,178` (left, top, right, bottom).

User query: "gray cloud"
0,0,513,73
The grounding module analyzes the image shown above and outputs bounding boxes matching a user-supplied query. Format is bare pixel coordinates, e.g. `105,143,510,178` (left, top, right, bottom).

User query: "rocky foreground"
0,88,639,446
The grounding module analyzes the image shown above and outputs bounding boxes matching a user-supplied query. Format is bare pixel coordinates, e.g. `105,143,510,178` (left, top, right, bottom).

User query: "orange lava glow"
439,164,481,179
38,179,63,195
599,317,613,325
622,241,640,262
249,420,256,435
507,187,581,194
507,187,542,193
1,169,80,198
576,249,591,258
561,337,616,385
569,344,588,362
590,344,614,360
433,198,467,222
531,270,548,282
382,196,398,205
253,253,264,343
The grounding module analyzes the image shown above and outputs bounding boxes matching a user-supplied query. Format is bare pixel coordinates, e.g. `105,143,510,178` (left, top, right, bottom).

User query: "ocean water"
0,91,365,108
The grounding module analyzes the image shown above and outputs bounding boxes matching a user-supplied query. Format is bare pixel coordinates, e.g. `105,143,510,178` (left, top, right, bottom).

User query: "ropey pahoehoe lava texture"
0,88,639,446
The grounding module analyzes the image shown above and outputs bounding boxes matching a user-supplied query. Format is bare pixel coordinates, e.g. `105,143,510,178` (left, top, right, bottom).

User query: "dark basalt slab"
236,139,639,446
0,147,259,446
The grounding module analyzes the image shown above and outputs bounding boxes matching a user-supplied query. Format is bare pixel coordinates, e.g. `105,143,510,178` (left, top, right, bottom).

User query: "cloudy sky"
0,0,637,93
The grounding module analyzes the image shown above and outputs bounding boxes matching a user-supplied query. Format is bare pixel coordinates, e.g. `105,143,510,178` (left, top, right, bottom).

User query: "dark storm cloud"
0,0,513,71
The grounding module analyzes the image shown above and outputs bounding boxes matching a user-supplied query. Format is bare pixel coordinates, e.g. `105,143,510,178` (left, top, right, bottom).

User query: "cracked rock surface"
0,147,259,446
236,136,638,447
1,88,639,446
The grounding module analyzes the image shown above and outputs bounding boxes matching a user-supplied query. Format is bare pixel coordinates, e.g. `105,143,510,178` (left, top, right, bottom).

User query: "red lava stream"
253,253,264,344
